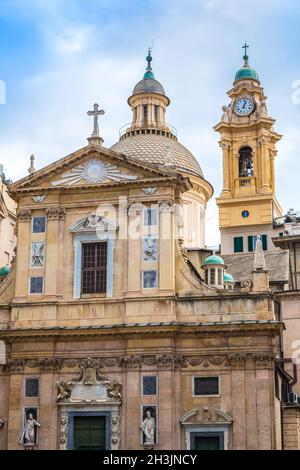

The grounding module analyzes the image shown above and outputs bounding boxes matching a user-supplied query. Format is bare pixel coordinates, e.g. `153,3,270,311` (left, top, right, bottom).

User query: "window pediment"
180,407,233,425
70,213,118,234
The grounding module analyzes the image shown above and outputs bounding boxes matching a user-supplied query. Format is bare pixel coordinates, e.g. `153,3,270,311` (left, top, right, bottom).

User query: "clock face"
235,98,254,115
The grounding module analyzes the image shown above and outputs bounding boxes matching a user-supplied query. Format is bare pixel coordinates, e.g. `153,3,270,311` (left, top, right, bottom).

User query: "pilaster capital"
46,207,66,220
17,209,32,221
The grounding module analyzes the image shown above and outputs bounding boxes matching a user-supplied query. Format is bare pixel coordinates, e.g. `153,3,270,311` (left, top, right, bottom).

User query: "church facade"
0,49,296,450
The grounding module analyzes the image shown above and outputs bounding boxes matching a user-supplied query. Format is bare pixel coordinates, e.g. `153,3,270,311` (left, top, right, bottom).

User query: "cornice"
0,320,284,342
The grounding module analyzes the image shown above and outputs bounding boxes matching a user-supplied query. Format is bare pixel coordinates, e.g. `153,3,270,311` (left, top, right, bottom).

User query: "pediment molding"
9,145,180,193
180,407,233,425
70,213,118,234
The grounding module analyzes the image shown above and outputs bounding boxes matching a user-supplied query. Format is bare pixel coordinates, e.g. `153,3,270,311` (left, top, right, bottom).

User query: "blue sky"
1,0,300,244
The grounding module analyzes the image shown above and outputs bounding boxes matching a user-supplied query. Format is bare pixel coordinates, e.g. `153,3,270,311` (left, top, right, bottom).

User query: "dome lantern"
202,252,226,289
234,43,260,84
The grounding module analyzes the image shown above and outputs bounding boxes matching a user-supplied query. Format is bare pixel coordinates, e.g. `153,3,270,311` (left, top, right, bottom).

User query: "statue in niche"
20,410,41,447
141,408,156,446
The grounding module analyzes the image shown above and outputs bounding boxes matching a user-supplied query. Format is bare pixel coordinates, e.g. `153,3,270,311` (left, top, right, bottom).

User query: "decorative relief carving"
51,159,138,186
178,239,188,263
240,278,253,292
142,187,158,195
32,195,47,203
56,357,122,404
5,353,274,375
110,416,120,450
46,207,66,220
17,209,32,221
30,242,45,268
180,407,233,425
59,415,68,451
159,201,175,213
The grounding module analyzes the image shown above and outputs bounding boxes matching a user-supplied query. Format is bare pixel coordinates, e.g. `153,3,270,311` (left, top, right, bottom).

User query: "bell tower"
214,45,283,255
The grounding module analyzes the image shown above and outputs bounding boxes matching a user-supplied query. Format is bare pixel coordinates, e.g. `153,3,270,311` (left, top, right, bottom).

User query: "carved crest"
57,357,122,404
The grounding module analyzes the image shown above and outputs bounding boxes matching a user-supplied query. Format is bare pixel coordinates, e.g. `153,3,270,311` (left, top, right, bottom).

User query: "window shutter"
261,234,267,250
248,236,254,252
234,237,243,253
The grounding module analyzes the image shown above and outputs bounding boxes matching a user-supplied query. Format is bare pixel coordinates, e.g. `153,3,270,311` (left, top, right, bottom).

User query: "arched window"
239,146,253,177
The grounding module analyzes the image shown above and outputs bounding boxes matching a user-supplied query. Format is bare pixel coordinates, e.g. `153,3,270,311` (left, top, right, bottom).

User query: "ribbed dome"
111,133,204,178
132,78,166,96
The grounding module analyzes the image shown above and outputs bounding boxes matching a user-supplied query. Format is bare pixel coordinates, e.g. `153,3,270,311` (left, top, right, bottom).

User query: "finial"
144,47,154,79
242,42,249,65
28,154,36,174
253,235,266,271
87,103,105,145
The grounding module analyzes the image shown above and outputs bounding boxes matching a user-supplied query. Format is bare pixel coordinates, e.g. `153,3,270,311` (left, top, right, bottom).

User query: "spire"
144,48,154,79
28,154,36,174
253,235,266,270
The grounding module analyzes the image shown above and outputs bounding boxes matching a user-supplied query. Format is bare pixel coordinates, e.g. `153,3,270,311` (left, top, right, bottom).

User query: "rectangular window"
143,105,148,123
25,378,39,398
143,208,158,226
154,105,159,122
142,270,158,289
30,276,44,294
142,376,157,396
217,268,222,285
210,268,215,285
193,376,219,396
248,234,268,252
234,236,243,253
81,242,107,294
32,217,46,234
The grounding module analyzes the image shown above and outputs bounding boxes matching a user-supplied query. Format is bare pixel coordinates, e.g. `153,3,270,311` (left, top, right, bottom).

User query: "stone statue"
57,380,72,402
20,413,40,447
141,409,155,445
253,235,266,271
107,382,123,402
221,103,232,122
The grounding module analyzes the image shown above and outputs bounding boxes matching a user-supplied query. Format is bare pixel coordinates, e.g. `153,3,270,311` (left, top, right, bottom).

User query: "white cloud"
53,26,95,54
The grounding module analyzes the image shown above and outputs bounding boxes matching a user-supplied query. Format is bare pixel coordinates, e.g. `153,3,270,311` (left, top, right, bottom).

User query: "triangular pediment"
9,144,178,193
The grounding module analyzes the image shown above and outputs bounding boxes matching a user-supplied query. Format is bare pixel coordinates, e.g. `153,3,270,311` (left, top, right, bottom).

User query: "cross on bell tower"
87,103,105,145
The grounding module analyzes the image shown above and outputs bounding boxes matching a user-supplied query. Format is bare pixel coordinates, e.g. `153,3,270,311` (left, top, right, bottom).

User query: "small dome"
132,78,166,96
131,48,167,98
203,253,225,266
0,265,10,277
234,52,259,84
224,272,235,283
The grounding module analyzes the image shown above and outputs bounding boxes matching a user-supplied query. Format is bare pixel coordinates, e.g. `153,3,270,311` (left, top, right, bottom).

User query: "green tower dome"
224,272,235,283
0,265,10,277
203,253,225,266
234,45,259,84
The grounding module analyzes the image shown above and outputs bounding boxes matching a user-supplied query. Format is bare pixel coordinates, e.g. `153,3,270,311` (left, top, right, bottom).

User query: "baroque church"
0,47,299,450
